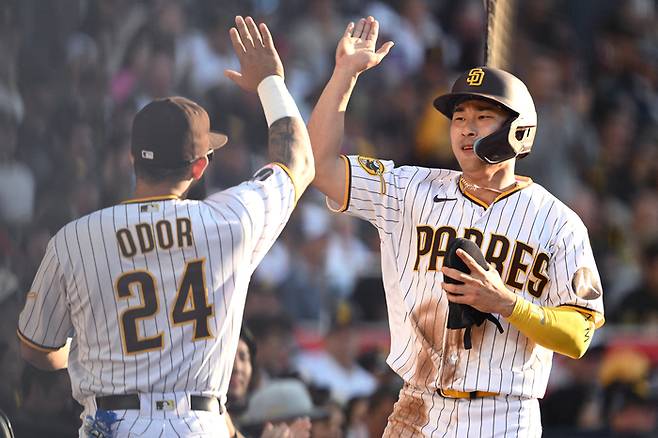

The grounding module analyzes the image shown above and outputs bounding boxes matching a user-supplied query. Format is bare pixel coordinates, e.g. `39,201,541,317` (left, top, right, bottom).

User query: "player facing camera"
434,66,537,164
307,15,604,437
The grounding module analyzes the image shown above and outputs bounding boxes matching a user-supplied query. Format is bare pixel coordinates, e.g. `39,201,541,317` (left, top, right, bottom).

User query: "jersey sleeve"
329,155,408,234
205,163,296,269
545,216,605,328
17,235,72,350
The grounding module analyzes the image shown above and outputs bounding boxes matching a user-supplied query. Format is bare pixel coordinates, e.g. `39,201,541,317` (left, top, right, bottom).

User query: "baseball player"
308,17,604,437
17,16,314,438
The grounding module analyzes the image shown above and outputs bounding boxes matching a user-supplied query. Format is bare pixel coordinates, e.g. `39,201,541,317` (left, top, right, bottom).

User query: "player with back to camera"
308,16,604,437
17,16,314,438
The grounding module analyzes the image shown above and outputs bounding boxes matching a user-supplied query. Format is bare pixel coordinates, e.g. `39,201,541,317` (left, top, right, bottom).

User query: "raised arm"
308,17,393,204
225,16,314,200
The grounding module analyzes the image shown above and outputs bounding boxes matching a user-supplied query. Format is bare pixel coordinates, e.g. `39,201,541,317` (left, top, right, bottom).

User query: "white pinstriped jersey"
18,164,295,408
333,155,604,399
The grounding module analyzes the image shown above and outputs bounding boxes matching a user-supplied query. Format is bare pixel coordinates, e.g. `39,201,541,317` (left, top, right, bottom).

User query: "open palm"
336,16,394,76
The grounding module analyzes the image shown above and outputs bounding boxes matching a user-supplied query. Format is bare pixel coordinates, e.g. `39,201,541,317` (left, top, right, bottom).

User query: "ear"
190,156,209,180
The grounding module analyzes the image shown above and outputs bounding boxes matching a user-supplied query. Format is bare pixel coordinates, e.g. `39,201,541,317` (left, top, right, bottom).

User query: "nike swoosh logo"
434,195,457,203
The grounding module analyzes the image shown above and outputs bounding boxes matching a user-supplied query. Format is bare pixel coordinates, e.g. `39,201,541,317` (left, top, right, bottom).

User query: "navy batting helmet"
433,67,537,164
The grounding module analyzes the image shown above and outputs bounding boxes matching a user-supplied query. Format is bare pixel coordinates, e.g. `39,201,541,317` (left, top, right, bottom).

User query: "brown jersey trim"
121,195,180,204
17,329,65,352
271,162,299,204
458,175,533,209
327,155,352,213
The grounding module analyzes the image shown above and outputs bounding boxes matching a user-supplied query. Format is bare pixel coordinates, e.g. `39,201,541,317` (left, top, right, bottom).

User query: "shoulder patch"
252,166,275,182
572,267,602,300
357,156,387,195
357,156,385,176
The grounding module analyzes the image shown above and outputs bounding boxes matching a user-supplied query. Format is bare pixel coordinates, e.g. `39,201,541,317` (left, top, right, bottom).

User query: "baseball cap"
131,96,228,169
239,379,329,426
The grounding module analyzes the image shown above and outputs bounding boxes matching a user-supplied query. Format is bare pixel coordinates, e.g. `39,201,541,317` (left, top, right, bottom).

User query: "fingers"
260,22,274,49
361,16,374,39
353,17,366,39
442,282,466,300
456,248,486,273
224,69,247,90
289,417,312,438
343,22,355,38
376,41,395,57
235,16,255,48
441,266,471,283
228,27,246,54
245,16,264,47
366,18,378,41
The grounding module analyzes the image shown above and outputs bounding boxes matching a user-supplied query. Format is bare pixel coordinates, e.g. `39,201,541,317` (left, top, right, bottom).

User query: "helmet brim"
433,92,518,119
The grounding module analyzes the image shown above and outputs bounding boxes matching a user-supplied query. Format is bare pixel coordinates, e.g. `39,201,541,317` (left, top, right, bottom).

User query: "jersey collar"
121,195,181,204
458,175,533,209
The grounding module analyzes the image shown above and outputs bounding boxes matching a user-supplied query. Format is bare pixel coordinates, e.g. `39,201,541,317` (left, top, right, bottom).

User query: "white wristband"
257,75,302,127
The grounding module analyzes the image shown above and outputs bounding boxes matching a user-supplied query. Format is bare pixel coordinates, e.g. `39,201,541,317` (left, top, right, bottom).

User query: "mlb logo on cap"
132,96,228,169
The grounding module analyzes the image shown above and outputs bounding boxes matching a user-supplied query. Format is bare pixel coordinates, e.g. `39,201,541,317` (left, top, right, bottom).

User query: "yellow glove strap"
506,298,596,359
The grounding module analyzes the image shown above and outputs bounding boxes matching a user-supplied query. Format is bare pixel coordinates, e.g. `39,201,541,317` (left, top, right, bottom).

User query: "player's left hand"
441,248,517,317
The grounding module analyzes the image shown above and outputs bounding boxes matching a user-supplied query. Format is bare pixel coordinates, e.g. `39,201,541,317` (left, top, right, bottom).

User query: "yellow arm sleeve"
506,298,598,359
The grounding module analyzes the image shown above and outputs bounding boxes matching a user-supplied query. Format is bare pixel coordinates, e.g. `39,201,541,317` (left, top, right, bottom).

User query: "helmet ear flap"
508,117,536,156
473,119,517,164
474,116,537,164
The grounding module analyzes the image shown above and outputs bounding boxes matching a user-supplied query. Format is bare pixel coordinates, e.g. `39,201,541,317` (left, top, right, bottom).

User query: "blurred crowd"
0,0,657,436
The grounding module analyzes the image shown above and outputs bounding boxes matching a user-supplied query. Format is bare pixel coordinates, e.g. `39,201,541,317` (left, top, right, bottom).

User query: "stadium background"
0,0,657,436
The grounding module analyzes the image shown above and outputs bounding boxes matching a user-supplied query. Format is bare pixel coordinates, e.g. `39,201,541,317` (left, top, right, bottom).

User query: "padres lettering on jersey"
18,165,295,411
333,155,604,399
413,226,550,297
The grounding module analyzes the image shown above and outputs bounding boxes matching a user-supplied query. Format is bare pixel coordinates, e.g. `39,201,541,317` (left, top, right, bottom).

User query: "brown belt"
96,394,223,413
440,388,499,399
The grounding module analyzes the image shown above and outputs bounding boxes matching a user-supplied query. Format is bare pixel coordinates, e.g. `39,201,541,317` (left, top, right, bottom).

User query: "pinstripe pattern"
339,155,603,436
18,165,295,437
384,385,542,437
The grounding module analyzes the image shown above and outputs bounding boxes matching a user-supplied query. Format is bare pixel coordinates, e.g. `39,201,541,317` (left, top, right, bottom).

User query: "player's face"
449,99,510,171
229,340,252,400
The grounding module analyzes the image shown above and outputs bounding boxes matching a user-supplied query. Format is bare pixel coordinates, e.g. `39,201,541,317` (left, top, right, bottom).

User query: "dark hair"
133,160,192,184
247,314,294,339
240,325,257,360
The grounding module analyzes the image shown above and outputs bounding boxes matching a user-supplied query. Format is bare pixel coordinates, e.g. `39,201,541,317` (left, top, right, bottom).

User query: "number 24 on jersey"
115,258,213,354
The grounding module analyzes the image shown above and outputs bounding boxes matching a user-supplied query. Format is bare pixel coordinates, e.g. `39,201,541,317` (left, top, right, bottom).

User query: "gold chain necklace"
460,176,517,195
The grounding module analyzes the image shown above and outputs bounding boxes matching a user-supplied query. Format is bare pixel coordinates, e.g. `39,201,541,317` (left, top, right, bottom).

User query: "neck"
133,179,192,200
460,165,518,205
461,166,516,191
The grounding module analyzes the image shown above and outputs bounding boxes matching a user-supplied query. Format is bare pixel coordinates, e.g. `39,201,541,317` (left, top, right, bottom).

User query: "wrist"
500,292,518,318
257,75,302,126
333,65,360,81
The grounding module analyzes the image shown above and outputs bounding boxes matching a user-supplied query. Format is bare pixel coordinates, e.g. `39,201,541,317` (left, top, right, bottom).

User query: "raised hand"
335,16,394,77
260,417,311,438
225,16,284,92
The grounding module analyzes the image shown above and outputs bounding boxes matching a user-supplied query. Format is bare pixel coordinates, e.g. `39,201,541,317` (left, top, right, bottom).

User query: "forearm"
268,117,315,197
19,338,70,370
258,76,315,199
307,67,358,202
506,298,596,359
